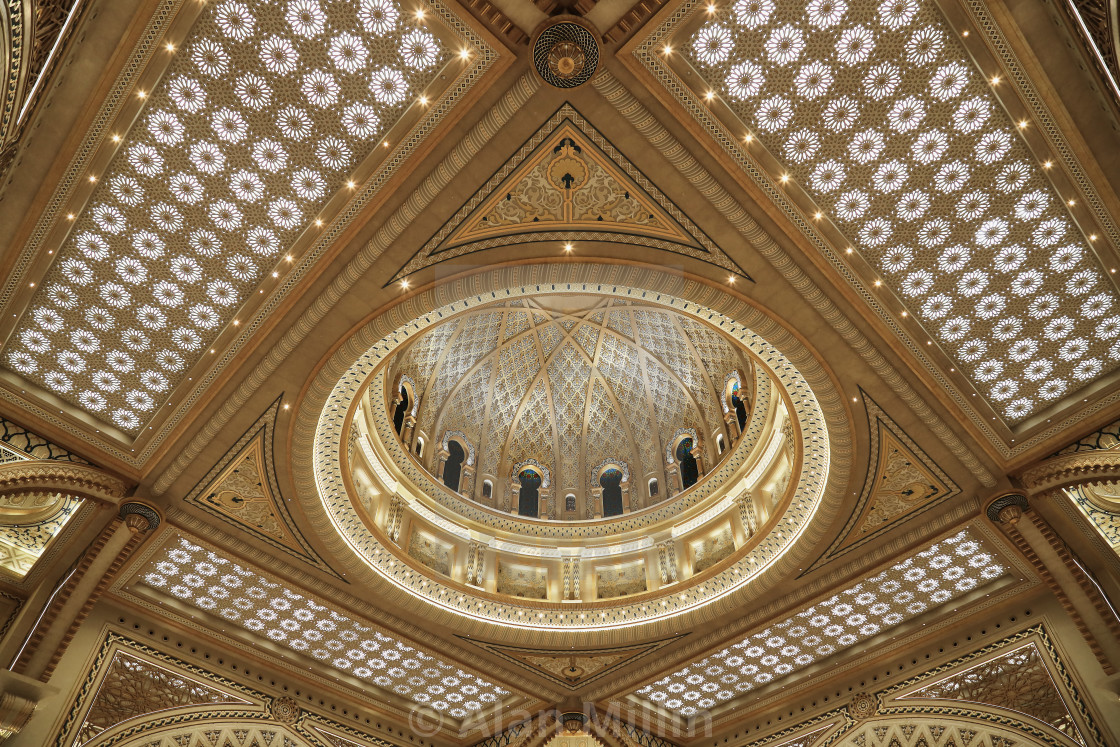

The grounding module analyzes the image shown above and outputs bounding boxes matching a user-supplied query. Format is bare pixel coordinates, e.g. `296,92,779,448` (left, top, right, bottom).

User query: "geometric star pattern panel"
633,529,1007,717
682,0,1120,422
2,0,454,433
140,536,512,719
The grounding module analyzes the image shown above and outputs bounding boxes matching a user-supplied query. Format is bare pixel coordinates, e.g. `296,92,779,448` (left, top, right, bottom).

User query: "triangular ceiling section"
391,104,750,283
813,393,959,568
185,398,333,573
460,635,684,690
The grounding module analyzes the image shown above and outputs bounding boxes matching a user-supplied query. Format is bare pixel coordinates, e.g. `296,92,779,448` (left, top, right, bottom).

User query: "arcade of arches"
0,2,1118,747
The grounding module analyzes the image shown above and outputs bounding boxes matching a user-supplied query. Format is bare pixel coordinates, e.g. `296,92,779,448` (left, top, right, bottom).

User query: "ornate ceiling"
0,1,1119,747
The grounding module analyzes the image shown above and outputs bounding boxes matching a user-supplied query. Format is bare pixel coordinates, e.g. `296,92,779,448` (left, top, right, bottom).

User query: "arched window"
677,437,699,490
600,468,624,517
730,382,747,432
565,494,576,512
482,480,493,500
518,470,542,517
392,385,410,435
443,440,465,493
648,478,659,498
717,434,726,453
415,437,425,456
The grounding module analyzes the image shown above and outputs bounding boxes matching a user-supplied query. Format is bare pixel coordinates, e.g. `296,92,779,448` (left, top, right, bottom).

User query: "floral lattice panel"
633,529,1007,717
140,536,513,719
2,0,469,434
659,0,1120,422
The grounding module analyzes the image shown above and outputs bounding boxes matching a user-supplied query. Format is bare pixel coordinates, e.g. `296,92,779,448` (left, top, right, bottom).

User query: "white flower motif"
934,161,969,192
975,359,1003,381
810,159,845,192
234,73,271,108
756,96,792,131
154,281,185,307
1015,190,1049,221
359,0,398,34
212,108,248,143
170,257,202,284
860,217,892,247
189,304,220,328
247,227,279,256
1005,398,1034,419
76,232,109,260
785,129,819,162
1030,294,1059,317
216,1,254,39
837,25,874,65
152,202,183,232
230,170,264,202
1011,269,1043,295
1033,218,1066,247
953,97,989,132
111,176,143,205
128,142,162,174
148,111,184,144
1081,293,1112,318
1039,379,1068,399
864,63,900,99
958,269,988,296
882,246,912,272
918,219,951,246
317,138,351,170
795,61,832,98
226,255,256,281
370,66,407,105
995,162,1029,193
45,372,73,393
58,350,85,372
941,317,969,341
975,131,1011,164
106,349,134,372
822,96,859,131
113,409,140,430
1059,337,1089,359
302,70,339,107
1044,316,1074,339
291,168,325,200
879,0,918,28
725,60,764,99
100,283,131,307
168,329,200,352
47,286,77,311
137,305,166,328
765,25,804,65
62,259,93,286
191,141,225,175
121,329,150,351
329,32,369,73
930,62,968,100
269,199,302,229
958,339,986,361
954,190,990,219
938,245,969,272
115,257,147,284
157,351,185,371
734,0,774,27
9,351,38,374
906,27,942,65
901,193,933,223
78,391,106,411
989,379,1019,401
835,189,869,220
93,205,126,234
922,294,952,319
210,200,242,231
1067,270,1098,295
169,173,204,204
277,106,312,140
192,39,228,76
888,96,925,132
126,390,155,411
22,328,52,352
261,37,299,74
873,160,908,192
85,308,113,330
976,218,1008,247
342,103,379,138
253,139,288,172
995,245,1026,272
694,24,732,65
1023,360,1052,381
168,76,206,112
975,294,1006,319
807,0,846,27
901,270,933,295
287,0,325,37
190,230,222,257
1074,358,1103,380
208,280,238,306
849,128,884,163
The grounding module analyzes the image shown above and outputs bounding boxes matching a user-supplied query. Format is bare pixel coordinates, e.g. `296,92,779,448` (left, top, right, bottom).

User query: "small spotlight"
415,8,425,19
1090,234,1098,240
814,212,822,220
727,275,735,284
704,90,715,101
990,75,1000,85
744,133,752,142
67,213,75,220
780,174,789,183
346,180,355,188
663,45,673,55
166,42,175,51
1068,199,1075,206
1044,160,1052,168
1018,120,1028,128
383,141,390,148
962,29,969,36
418,95,428,105
285,255,293,262
459,48,470,59
272,271,279,278
874,279,882,287
88,175,97,182
563,243,573,252
137,90,146,98
111,134,121,142
315,218,323,227
283,403,290,410
845,247,853,254
707,4,716,12
901,311,907,317
401,279,410,289
233,320,240,326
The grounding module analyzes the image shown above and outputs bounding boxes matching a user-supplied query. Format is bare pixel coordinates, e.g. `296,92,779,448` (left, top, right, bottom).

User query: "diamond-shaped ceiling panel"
2,0,466,434
673,0,1120,423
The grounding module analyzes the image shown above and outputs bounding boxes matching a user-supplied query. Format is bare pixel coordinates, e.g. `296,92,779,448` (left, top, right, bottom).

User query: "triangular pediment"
391,105,749,283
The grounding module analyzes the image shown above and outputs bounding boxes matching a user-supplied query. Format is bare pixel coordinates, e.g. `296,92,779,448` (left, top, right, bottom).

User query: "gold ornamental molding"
0,459,128,508
1017,451,1120,495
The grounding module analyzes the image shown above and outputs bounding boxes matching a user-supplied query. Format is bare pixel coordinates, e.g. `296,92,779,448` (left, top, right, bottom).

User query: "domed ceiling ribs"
388,298,755,513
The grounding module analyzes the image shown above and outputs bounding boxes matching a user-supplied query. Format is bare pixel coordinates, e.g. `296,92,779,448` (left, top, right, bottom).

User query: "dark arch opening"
677,438,699,490
392,387,410,435
443,440,464,493
732,393,748,432
600,468,624,517
518,470,541,517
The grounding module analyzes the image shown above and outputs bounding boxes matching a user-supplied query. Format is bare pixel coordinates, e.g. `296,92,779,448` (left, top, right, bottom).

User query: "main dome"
382,295,756,519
